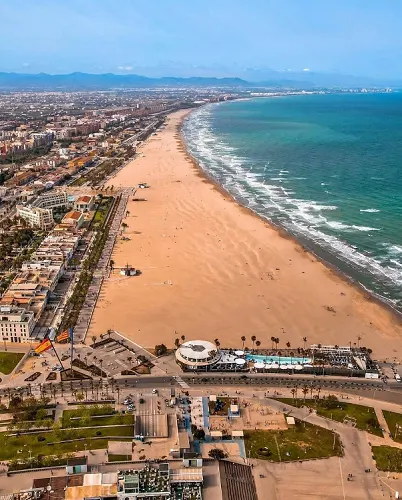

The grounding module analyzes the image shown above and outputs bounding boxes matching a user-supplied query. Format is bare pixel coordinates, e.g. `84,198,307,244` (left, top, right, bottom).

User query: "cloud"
302,68,310,72
22,62,30,67
117,65,133,71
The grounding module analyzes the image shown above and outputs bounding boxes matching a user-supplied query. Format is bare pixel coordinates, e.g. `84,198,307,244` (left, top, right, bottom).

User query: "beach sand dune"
88,110,401,358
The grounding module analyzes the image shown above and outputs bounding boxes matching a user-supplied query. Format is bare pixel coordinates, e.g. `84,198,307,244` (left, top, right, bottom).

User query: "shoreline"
88,109,402,359
179,104,402,321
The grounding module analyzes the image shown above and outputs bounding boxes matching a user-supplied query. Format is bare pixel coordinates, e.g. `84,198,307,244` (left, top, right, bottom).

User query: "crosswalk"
173,375,189,389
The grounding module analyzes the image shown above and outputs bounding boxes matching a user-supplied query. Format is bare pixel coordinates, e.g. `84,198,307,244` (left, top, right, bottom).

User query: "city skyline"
1,0,402,79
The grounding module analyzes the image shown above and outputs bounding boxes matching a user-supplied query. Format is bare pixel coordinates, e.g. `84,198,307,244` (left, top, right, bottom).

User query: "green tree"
208,448,228,460
52,422,64,440
155,344,167,356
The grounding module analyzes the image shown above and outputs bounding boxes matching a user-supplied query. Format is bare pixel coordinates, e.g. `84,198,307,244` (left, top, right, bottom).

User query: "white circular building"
175,340,221,370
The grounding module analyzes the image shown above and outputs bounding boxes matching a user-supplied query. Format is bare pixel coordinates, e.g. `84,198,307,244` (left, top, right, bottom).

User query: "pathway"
266,398,382,499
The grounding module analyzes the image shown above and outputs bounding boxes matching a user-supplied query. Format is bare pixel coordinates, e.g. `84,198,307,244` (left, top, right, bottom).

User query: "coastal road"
4,373,402,407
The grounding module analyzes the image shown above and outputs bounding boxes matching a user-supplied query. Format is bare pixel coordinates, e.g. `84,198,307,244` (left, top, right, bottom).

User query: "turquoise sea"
182,93,402,311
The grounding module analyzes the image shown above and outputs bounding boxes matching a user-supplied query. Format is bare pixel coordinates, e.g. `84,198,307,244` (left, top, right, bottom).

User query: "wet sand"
88,109,402,358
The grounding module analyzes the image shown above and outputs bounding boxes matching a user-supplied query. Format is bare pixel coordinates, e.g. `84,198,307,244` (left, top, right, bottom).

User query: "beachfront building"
16,205,54,230
31,190,69,209
74,194,95,212
0,305,35,343
175,339,378,377
175,340,221,371
175,340,249,372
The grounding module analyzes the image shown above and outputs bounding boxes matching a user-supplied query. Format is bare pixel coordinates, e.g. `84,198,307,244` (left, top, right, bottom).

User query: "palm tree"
241,336,246,350
214,339,220,348
291,387,297,402
286,341,291,349
316,386,322,400
302,385,309,402
174,338,180,348
251,335,256,350
107,329,113,338
109,259,115,270
255,340,261,350
270,336,275,349
357,336,362,348
181,335,186,343
91,335,97,345
275,337,280,350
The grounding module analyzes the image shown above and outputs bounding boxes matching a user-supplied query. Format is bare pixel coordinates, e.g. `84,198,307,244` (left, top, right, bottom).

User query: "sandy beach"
88,109,402,358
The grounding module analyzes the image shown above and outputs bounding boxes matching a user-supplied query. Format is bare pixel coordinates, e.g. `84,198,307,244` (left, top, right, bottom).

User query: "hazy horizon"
1,0,402,80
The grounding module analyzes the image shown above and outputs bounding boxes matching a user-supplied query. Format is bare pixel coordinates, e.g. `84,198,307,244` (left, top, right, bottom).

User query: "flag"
56,330,70,343
35,339,52,354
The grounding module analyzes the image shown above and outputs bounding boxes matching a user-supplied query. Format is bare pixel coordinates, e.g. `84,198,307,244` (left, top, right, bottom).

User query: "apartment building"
31,190,69,209
21,259,65,278
13,268,62,292
33,233,80,262
0,305,35,343
5,170,37,187
16,205,54,230
0,282,49,320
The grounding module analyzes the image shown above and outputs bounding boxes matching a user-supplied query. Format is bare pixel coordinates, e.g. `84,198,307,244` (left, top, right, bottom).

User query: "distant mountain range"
0,71,397,91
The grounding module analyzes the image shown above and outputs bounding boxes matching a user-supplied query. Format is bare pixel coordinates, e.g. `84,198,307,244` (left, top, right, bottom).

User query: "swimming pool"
245,354,311,365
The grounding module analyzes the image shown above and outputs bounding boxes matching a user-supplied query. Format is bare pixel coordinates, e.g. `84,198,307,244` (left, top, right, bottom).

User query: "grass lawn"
276,397,382,437
92,199,112,229
244,420,342,462
108,454,132,462
0,351,24,374
372,446,402,472
63,413,134,428
0,425,134,460
62,405,115,426
382,411,402,442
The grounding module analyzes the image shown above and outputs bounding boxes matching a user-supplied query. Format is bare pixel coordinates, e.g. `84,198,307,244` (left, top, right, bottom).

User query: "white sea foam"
183,104,402,291
351,226,381,232
311,204,338,211
360,208,381,213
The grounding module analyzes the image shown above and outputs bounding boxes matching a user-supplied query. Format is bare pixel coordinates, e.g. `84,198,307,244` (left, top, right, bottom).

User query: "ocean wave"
182,103,402,295
360,208,381,213
351,225,381,232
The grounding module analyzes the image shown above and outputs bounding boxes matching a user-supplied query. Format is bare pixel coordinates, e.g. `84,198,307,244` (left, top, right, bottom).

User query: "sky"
1,0,402,79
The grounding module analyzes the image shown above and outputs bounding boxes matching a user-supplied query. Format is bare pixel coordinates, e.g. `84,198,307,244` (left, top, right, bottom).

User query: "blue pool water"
245,354,311,365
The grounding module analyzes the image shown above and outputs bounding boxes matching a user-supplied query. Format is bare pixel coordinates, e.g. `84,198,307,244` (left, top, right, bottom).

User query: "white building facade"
0,306,35,343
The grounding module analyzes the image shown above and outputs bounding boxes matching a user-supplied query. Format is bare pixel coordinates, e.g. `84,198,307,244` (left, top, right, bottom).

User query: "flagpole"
49,338,64,371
